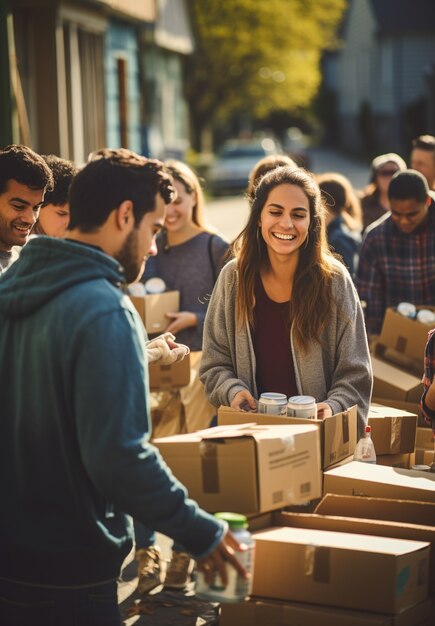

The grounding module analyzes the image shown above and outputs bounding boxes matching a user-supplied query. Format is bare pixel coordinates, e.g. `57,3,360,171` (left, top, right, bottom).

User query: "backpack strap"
207,233,217,283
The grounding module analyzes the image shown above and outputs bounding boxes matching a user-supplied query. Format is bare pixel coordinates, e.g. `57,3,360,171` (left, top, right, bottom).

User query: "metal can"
416,309,435,325
287,395,317,419
397,302,416,319
257,392,288,416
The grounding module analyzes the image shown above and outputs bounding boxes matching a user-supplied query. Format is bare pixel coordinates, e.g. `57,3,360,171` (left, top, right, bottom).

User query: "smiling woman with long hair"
199,166,372,434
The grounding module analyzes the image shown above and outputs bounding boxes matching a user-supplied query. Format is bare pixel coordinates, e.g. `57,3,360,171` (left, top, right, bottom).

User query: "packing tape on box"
280,433,296,451
390,416,404,454
304,545,330,583
199,441,220,493
342,410,350,444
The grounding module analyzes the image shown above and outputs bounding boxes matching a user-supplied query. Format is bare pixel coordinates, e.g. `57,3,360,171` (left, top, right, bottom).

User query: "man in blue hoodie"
0,148,243,625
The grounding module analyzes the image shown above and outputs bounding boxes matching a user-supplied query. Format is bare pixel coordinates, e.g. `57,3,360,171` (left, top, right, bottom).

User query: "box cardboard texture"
377,453,412,469
251,526,429,614
371,356,423,404
129,290,179,335
368,405,417,454
153,423,322,514
148,352,190,391
217,405,357,470
220,597,435,626
380,307,435,365
313,494,435,597
323,461,435,503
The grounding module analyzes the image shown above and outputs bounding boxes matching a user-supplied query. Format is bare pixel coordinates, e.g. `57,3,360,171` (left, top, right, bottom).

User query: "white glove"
146,332,190,365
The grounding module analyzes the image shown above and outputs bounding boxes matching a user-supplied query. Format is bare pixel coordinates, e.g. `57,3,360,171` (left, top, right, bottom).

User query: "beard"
115,228,145,284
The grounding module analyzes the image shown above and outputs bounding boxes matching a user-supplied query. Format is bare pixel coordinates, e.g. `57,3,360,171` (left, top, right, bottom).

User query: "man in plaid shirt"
356,170,435,336
422,328,435,469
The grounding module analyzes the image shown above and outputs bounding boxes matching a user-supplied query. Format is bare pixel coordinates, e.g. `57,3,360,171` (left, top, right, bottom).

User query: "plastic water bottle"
195,512,255,603
353,425,377,464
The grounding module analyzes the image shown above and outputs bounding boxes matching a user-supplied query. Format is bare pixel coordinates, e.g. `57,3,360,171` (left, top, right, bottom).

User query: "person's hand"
165,311,197,335
316,402,333,420
231,390,257,412
196,530,249,586
146,332,190,364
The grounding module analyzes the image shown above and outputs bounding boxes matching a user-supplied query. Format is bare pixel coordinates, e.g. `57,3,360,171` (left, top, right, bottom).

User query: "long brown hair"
232,166,340,351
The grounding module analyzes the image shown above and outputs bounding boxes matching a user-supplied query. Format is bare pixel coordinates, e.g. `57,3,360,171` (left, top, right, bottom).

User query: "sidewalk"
118,541,219,625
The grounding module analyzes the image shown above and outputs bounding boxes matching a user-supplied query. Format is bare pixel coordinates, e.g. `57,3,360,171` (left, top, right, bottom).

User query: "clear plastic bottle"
195,512,255,603
353,425,377,464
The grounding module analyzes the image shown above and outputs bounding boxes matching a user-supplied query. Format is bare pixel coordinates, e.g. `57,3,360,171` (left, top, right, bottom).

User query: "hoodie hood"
0,237,125,318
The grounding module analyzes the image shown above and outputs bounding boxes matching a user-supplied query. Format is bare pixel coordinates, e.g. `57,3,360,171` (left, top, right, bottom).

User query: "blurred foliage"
186,0,346,149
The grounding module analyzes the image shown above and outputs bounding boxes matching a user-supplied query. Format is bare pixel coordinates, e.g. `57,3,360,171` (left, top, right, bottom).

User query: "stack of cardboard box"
368,404,418,469
372,306,435,421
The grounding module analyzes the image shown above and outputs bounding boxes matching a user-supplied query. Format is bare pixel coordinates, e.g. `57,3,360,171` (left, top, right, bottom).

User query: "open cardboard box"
415,426,435,466
371,356,423,403
314,494,435,597
220,597,434,626
217,405,357,470
251,525,429,614
153,422,322,514
368,404,417,454
379,307,435,365
129,290,179,335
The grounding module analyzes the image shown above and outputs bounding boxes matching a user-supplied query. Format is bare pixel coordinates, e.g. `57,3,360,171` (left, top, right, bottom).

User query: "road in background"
204,146,372,242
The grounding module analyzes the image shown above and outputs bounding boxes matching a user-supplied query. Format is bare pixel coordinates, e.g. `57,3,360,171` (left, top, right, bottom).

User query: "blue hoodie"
0,237,224,587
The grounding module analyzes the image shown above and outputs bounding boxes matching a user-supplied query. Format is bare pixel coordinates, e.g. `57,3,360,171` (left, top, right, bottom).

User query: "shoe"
135,546,163,594
164,551,195,589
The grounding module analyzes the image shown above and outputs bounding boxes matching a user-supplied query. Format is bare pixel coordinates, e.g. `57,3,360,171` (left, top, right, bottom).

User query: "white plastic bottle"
353,425,377,464
195,512,255,603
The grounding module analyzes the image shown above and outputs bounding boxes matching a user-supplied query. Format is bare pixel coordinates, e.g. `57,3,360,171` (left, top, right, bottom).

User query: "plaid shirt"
422,328,435,433
356,202,435,335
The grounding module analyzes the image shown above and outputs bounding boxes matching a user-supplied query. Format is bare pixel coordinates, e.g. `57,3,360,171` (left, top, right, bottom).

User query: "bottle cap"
144,277,166,294
365,425,371,433
287,395,316,406
215,512,248,529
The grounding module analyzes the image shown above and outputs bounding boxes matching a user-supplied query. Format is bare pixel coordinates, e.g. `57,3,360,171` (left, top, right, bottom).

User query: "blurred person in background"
356,169,435,337
359,153,406,231
421,329,435,470
410,134,435,191
200,166,372,438
0,144,53,273
247,154,297,198
136,160,229,593
33,155,78,237
317,172,362,278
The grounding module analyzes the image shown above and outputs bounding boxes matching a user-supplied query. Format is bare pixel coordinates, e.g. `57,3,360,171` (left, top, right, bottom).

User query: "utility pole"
0,0,13,147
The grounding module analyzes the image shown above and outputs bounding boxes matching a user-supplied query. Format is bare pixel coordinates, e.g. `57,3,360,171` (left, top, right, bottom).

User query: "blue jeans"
0,578,121,626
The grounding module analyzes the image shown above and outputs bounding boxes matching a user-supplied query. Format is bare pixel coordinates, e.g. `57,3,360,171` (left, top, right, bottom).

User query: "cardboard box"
220,598,434,626
217,405,357,470
415,449,435,466
377,453,412,468
372,398,427,428
153,423,322,513
417,427,434,450
313,494,435,596
148,352,190,390
323,461,435,502
371,356,423,403
129,291,179,335
380,307,435,365
368,405,417,454
251,526,429,614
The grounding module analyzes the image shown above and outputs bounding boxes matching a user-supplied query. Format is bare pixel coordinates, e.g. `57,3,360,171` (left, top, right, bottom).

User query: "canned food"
257,392,287,416
416,309,435,325
397,302,416,319
287,395,317,419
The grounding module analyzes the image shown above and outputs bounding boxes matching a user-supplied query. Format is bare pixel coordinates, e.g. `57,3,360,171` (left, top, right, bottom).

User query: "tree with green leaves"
186,0,346,150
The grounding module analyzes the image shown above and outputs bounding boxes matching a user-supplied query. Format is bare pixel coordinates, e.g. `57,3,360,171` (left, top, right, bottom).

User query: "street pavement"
204,146,371,242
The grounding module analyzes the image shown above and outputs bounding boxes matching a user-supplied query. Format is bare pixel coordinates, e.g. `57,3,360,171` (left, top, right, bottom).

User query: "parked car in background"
207,138,280,196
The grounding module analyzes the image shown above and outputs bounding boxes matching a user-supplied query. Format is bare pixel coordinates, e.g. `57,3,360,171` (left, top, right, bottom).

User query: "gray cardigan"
199,259,372,435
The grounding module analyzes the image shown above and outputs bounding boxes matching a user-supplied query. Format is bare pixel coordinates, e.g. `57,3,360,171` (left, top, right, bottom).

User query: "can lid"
287,395,316,406
411,464,431,472
259,392,287,404
215,512,248,529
